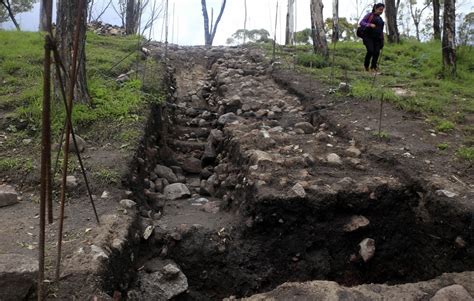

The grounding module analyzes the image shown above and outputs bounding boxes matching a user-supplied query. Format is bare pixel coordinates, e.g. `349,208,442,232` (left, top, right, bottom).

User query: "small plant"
436,120,455,132
93,169,120,184
456,147,474,162
437,143,449,150
0,157,33,172
372,131,390,139
296,52,329,68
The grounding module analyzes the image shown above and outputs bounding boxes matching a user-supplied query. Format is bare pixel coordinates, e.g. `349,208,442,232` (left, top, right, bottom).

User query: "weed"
437,143,449,150
93,169,120,184
456,147,474,162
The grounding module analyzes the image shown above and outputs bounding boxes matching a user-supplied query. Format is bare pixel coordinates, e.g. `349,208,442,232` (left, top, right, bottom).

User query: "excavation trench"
122,47,473,300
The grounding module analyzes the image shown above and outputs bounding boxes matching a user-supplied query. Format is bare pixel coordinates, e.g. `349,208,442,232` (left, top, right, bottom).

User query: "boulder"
154,165,178,183
163,183,191,200
182,157,202,174
431,284,473,301
217,113,238,125
133,263,188,300
68,134,86,153
0,185,18,208
0,254,38,300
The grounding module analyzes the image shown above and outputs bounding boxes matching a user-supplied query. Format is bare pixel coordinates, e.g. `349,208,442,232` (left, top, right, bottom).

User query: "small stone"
431,284,473,301
291,183,306,198
101,190,109,198
344,216,370,232
294,122,314,134
455,236,467,249
315,131,329,142
327,153,342,165
162,263,181,280
217,112,238,125
143,225,154,240
66,176,78,188
0,184,18,207
359,238,375,262
338,82,351,93
163,183,191,200
120,199,136,209
435,189,457,198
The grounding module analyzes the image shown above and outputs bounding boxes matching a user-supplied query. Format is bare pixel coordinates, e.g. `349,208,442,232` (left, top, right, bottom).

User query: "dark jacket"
360,13,384,40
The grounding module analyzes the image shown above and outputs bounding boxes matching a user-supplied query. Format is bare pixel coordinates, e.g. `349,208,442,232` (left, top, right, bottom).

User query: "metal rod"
272,0,278,62
378,93,384,137
56,0,86,282
39,0,53,298
50,44,100,225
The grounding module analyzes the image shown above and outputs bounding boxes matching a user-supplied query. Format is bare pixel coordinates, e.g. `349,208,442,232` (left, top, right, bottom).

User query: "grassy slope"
283,40,473,161
0,30,162,176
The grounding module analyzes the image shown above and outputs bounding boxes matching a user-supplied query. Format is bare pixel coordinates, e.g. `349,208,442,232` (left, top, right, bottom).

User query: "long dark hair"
372,3,385,13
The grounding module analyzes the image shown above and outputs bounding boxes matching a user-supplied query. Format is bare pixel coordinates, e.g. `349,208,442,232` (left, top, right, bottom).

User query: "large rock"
201,141,217,165
68,134,86,153
154,165,178,183
431,284,473,301
0,185,18,208
0,254,38,300
182,157,202,174
163,183,191,200
217,112,238,125
132,262,188,300
294,122,314,134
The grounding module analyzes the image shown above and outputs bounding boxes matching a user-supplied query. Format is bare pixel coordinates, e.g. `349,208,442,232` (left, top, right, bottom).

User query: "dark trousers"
363,37,382,69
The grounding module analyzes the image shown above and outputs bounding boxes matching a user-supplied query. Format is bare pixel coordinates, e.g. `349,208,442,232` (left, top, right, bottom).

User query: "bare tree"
310,0,328,57
201,0,227,46
88,0,113,23
409,0,431,42
56,0,91,104
442,0,456,76
432,0,441,39
332,0,339,43
385,0,400,43
285,0,295,45
126,0,141,34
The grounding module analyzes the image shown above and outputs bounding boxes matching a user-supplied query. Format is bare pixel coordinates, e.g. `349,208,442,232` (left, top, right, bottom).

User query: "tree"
324,18,357,41
310,0,328,57
458,12,474,46
385,0,400,43
1,0,37,31
442,0,456,76
409,0,431,42
56,0,91,104
332,0,339,43
125,0,142,34
295,28,312,44
226,28,270,45
285,0,295,45
201,0,227,46
432,0,441,39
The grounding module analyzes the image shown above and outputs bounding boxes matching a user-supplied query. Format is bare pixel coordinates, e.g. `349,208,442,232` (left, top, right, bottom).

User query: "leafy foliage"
226,29,270,45
0,0,36,23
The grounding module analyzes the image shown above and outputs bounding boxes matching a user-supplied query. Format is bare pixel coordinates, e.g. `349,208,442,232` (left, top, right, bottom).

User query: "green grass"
284,40,474,118
93,169,120,184
437,143,449,150
456,147,474,162
0,31,163,141
0,157,33,172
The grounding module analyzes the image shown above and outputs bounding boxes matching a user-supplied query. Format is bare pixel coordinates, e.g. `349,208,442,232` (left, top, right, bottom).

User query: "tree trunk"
201,0,227,46
433,0,441,40
243,0,247,44
442,0,456,76
385,0,400,43
56,0,91,104
285,0,295,45
332,0,338,43
39,0,48,31
125,0,141,34
310,0,328,57
1,0,21,30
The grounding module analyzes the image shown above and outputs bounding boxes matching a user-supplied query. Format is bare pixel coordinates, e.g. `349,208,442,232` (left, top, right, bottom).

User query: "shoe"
365,66,370,72
370,68,381,75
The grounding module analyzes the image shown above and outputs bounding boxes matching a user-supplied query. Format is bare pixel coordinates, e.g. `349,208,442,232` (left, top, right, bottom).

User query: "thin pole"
272,1,279,62
378,94,384,137
171,1,175,44
39,0,52,298
165,0,169,57
243,0,247,44
56,0,86,282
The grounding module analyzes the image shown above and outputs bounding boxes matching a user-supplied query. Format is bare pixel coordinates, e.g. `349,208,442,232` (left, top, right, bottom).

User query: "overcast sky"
1,0,472,45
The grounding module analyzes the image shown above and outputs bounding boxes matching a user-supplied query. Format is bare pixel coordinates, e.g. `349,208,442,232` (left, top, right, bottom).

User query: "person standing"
359,3,385,72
